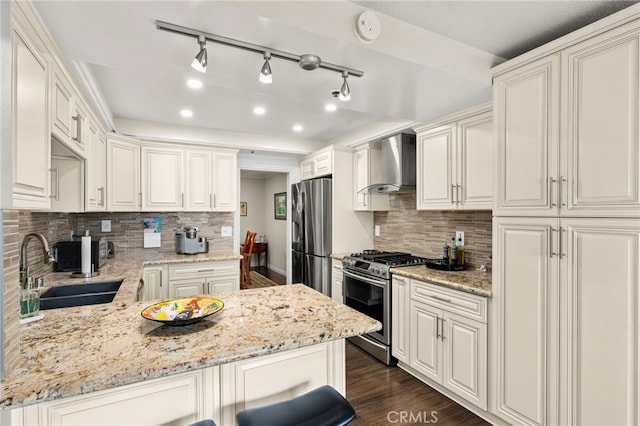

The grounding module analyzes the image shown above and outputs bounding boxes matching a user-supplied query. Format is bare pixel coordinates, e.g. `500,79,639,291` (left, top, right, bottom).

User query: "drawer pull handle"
430,295,452,303
197,269,215,273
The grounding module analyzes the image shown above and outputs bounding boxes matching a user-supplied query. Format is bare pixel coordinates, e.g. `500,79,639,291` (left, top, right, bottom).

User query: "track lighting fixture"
259,52,272,84
156,20,363,98
339,71,351,102
191,35,207,73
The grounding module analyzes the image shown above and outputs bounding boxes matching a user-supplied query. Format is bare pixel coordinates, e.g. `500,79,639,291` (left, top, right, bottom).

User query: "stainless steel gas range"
342,250,426,365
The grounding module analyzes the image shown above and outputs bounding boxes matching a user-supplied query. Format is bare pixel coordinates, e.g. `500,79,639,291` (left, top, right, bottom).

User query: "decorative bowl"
141,297,224,326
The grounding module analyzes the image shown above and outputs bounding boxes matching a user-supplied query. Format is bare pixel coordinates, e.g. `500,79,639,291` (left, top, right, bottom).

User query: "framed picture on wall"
239,201,247,216
274,192,287,220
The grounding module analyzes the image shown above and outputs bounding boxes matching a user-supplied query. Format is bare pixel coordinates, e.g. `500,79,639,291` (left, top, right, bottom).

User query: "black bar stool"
236,385,355,426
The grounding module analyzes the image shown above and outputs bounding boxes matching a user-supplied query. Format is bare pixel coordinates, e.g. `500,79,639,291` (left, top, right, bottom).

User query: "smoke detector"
355,10,381,44
299,54,321,71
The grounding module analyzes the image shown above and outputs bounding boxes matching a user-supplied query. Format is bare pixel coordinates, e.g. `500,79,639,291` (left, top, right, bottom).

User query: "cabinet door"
458,111,493,209
170,279,205,299
331,260,343,303
86,124,106,211
417,125,456,209
12,22,50,209
353,148,369,210
70,102,88,154
562,218,640,426
562,24,640,217
107,135,141,211
50,156,84,213
142,265,167,301
314,151,332,177
442,311,487,410
409,300,442,383
207,276,239,294
185,150,212,211
492,217,559,426
493,55,560,216
300,159,315,179
212,152,237,211
52,67,73,141
141,146,183,211
391,276,409,364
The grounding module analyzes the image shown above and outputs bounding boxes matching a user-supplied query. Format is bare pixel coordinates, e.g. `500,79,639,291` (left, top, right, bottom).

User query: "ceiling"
32,0,637,156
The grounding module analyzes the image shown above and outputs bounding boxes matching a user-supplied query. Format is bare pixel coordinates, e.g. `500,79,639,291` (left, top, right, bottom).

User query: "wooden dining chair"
240,231,257,289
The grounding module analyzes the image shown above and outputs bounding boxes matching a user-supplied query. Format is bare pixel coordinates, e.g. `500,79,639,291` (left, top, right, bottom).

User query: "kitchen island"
1,252,380,426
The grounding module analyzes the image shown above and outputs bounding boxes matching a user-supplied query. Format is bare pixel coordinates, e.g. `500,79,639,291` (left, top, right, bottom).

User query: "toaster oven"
54,238,108,272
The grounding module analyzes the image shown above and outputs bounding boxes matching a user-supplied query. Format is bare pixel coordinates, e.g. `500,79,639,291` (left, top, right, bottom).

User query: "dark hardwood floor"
346,342,490,426
251,266,286,285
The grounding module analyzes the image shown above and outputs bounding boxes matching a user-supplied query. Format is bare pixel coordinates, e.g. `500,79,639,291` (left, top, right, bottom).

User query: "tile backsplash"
374,193,492,269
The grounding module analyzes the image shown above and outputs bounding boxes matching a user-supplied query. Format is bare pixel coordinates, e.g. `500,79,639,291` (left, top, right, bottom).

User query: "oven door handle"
343,269,386,288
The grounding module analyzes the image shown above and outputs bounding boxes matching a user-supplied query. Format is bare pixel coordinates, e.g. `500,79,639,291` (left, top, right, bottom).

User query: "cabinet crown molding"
413,102,492,133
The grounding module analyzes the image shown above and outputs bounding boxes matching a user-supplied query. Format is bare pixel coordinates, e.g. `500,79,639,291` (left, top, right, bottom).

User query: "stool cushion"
187,420,216,426
236,385,355,426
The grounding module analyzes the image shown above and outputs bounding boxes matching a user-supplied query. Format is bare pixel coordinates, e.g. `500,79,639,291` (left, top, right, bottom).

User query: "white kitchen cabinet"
85,122,106,211
300,146,333,180
407,279,487,410
51,65,73,144
331,259,343,303
492,216,640,426
415,104,493,210
219,340,345,425
493,22,639,218
185,149,212,211
168,260,240,298
106,134,141,211
11,11,51,210
391,275,409,364
353,144,389,211
50,154,84,213
211,151,237,212
141,265,168,301
141,145,184,211
12,367,218,426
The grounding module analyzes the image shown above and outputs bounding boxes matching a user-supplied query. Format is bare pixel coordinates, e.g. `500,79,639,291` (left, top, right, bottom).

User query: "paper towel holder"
71,230,101,278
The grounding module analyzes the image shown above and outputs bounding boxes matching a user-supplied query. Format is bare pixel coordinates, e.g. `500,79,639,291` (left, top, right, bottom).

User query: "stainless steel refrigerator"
291,178,332,296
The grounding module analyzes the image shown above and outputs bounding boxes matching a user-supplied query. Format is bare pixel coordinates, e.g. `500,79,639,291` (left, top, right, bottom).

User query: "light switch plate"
374,225,380,237
455,231,464,246
221,226,232,237
101,220,112,232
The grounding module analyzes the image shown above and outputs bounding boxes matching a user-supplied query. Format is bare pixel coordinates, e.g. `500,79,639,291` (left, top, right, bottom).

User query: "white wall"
240,173,287,275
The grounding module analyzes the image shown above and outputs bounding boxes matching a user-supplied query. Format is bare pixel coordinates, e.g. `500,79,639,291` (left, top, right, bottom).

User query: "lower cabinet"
331,259,343,303
394,277,488,411
10,340,344,426
140,265,168,301
167,260,240,298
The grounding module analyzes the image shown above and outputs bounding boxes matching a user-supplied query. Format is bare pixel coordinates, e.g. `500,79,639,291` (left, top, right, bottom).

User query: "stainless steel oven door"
343,269,389,346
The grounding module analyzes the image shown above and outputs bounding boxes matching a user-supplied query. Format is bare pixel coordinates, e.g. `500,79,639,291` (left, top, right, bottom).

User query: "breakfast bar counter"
1,253,380,425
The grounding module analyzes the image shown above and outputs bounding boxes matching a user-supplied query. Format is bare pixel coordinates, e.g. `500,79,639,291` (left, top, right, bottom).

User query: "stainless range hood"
360,133,417,194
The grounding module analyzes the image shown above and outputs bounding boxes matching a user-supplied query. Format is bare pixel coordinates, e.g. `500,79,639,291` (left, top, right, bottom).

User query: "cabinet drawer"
410,280,487,323
169,260,238,279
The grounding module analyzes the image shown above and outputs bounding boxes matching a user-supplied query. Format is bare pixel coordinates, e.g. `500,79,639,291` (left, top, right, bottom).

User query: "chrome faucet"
19,233,55,287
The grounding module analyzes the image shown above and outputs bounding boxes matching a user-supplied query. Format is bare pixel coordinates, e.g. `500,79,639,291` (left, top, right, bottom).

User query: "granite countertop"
390,265,492,297
0,253,380,409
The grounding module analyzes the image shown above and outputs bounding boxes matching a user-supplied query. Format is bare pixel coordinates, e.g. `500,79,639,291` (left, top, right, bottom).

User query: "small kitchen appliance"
54,237,109,273
342,250,426,365
175,227,209,254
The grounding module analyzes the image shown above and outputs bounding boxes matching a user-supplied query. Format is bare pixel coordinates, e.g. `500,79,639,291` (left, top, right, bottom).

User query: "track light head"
259,52,272,84
339,71,351,101
191,35,207,73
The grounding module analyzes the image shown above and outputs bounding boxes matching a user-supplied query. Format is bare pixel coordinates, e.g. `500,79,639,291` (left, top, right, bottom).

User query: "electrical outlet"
455,231,465,246
221,226,232,237
101,220,111,232
374,225,380,237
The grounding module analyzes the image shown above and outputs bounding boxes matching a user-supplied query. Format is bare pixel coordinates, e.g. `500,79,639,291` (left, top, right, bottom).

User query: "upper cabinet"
211,151,237,211
353,143,389,211
11,7,51,210
107,134,141,211
493,21,640,217
415,103,493,210
300,146,333,180
51,64,88,157
141,145,184,211
86,122,106,211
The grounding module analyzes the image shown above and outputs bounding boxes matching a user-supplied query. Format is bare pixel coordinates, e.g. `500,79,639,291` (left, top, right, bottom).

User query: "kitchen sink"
40,280,123,310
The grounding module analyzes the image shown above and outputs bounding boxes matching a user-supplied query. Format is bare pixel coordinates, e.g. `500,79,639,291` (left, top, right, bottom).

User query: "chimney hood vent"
358,133,416,194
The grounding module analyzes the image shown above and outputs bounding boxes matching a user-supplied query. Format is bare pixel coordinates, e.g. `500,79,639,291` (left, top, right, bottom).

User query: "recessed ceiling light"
253,106,266,115
293,124,304,132
187,79,203,89
324,104,337,112
180,109,193,118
